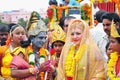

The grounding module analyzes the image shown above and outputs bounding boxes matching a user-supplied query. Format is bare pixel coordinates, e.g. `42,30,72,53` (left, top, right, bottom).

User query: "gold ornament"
52,25,66,43
110,20,120,38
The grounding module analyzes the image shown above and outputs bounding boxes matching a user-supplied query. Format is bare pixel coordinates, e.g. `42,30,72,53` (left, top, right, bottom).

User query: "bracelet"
29,68,34,74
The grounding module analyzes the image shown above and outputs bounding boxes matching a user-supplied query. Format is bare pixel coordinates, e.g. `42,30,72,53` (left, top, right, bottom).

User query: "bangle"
29,68,34,74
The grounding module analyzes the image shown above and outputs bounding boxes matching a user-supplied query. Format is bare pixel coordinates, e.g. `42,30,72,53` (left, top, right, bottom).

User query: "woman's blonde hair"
69,19,85,34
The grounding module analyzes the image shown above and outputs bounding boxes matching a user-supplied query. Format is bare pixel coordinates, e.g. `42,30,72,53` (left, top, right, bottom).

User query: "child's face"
53,41,64,55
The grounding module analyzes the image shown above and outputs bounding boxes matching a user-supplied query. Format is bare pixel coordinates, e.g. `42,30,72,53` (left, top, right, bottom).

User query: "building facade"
0,9,47,23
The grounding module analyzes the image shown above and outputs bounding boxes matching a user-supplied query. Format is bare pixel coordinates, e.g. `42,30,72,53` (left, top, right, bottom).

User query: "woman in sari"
107,21,120,79
56,19,106,80
0,24,27,80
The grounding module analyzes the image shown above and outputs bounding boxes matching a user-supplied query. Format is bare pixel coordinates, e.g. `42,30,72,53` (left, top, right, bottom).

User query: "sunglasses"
64,24,68,27
103,23,111,26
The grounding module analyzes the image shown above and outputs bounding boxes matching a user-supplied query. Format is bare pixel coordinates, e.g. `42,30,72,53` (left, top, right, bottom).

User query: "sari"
10,46,49,80
10,55,36,80
56,19,107,80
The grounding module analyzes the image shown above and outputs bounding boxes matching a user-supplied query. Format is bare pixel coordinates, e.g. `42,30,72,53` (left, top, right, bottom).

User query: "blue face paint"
31,31,47,48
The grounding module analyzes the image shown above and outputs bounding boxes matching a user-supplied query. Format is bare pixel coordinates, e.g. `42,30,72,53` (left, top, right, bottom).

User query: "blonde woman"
56,19,106,80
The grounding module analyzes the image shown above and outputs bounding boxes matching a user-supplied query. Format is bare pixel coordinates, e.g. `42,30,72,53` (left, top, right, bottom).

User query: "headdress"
52,25,66,43
26,11,47,37
110,20,120,38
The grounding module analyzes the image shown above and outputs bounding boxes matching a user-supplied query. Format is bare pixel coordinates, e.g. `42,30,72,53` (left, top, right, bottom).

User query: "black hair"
10,24,20,32
101,12,112,22
110,12,120,23
49,0,58,6
0,24,10,32
10,24,26,34
8,23,17,30
59,17,66,30
115,28,120,44
95,10,106,23
51,40,65,48
105,42,110,51
101,12,120,24
20,37,31,48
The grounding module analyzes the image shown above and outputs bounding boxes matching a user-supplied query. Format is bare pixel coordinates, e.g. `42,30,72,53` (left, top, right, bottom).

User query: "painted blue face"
31,31,47,48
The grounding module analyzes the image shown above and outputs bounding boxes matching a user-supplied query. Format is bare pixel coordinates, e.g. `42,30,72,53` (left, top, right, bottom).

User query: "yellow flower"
65,44,86,77
107,52,120,80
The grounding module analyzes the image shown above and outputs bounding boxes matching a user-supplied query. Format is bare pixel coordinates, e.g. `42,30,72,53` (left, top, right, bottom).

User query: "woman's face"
71,27,83,46
31,31,47,48
109,37,120,53
12,27,26,45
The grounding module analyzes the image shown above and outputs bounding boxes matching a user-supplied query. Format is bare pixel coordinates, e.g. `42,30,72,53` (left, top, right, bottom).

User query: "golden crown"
110,20,120,38
52,25,66,43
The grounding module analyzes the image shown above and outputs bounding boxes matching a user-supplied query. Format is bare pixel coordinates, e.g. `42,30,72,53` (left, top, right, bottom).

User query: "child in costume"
51,25,66,68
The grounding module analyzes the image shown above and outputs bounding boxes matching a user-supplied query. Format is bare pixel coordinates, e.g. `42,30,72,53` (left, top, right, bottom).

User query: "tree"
18,18,27,28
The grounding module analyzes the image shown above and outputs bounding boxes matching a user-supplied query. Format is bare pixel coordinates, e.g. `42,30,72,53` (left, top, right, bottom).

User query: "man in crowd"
0,23,10,46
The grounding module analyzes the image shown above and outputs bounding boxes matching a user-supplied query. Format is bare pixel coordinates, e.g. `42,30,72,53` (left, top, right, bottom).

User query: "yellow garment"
1,46,26,80
56,19,106,80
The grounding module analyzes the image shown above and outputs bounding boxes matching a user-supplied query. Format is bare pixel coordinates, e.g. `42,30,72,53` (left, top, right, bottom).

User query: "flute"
44,54,51,80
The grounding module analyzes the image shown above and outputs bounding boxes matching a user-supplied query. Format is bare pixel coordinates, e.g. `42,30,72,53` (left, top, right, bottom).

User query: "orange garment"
0,46,7,75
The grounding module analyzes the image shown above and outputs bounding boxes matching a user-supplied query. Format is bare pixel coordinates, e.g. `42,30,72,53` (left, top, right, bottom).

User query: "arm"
11,69,32,78
91,59,107,80
10,54,38,78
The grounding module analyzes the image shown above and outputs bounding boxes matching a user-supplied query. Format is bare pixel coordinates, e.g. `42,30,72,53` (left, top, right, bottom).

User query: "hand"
117,72,120,77
38,60,51,72
51,58,59,67
38,61,48,72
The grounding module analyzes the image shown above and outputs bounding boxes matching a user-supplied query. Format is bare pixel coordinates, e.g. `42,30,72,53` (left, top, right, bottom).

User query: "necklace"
107,52,120,80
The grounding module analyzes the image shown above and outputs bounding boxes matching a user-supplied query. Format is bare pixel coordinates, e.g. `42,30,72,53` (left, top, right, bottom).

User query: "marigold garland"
80,3,91,20
107,52,120,80
65,44,86,78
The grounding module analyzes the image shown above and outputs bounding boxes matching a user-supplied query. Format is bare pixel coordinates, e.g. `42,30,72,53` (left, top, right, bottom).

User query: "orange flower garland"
81,3,91,20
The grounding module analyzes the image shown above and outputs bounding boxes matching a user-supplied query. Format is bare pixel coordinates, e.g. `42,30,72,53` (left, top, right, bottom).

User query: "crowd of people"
0,0,120,80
